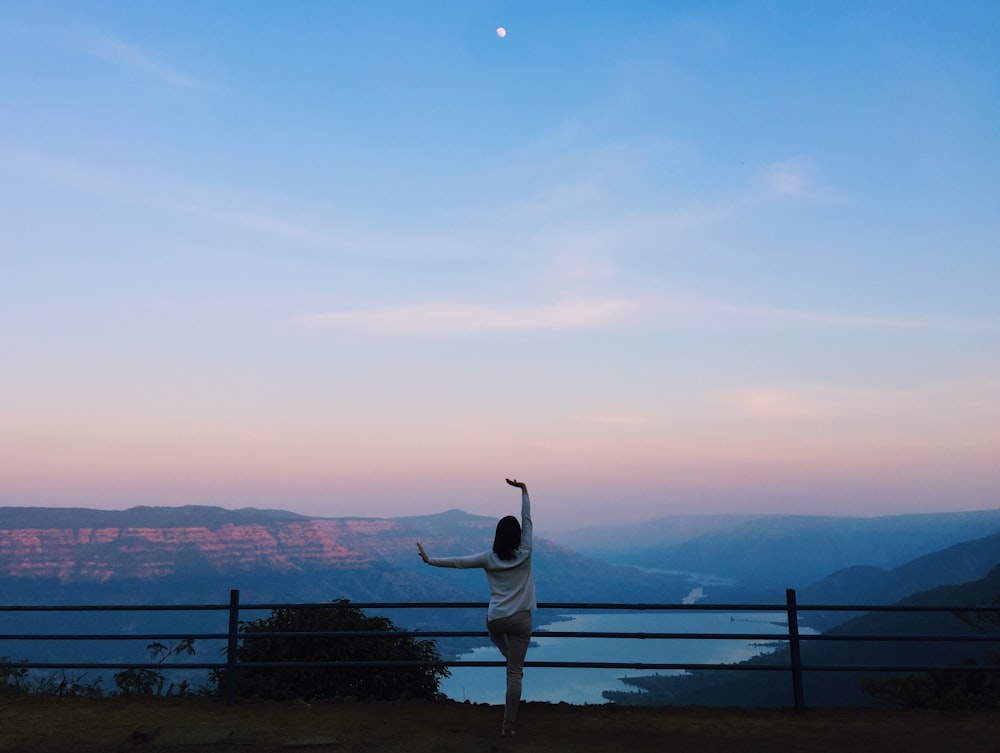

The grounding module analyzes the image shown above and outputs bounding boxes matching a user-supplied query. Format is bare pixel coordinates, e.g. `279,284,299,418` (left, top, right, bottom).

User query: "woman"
417,478,535,738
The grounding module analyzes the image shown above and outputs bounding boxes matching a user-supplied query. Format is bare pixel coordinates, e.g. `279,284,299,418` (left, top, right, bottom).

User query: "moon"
496,27,506,38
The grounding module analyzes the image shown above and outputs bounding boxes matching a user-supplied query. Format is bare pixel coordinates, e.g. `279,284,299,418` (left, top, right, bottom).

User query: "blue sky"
2,2,998,527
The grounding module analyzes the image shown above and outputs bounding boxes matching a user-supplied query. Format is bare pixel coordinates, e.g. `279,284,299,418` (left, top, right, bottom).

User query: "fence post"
225,588,240,706
785,588,805,712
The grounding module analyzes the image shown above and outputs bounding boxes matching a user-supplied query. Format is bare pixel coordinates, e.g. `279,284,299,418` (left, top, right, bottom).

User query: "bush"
213,600,449,701
863,654,1000,710
33,670,104,697
112,639,196,697
0,656,29,695
863,602,1000,710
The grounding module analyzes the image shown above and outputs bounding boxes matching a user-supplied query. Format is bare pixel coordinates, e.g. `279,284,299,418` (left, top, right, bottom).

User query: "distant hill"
0,504,692,606
4,504,998,698
552,515,764,552
0,505,309,529
799,531,1000,629
605,562,1000,708
5,504,998,607
0,504,700,667
555,509,1000,592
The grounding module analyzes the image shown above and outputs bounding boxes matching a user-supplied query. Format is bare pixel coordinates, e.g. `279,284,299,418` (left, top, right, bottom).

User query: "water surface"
441,610,805,705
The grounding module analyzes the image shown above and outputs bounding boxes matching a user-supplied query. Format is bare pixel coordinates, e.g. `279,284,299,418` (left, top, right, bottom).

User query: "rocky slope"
0,505,691,607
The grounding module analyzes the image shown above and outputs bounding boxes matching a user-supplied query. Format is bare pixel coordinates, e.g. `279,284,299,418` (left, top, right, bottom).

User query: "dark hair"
493,515,522,561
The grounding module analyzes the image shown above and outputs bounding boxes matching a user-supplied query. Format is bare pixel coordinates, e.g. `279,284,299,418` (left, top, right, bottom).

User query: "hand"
505,478,527,491
416,542,430,564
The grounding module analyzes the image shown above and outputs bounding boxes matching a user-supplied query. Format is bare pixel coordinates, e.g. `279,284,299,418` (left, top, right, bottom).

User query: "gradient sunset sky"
2,2,998,528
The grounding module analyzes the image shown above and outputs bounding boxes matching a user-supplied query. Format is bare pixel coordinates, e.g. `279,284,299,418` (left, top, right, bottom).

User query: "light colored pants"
487,610,532,732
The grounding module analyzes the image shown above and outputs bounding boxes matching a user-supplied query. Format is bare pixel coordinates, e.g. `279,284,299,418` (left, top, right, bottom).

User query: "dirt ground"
1,695,998,753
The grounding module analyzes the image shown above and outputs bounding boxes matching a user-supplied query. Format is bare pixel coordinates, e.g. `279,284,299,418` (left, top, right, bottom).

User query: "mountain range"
2,503,999,703
553,508,1000,593
0,505,695,608
3,504,1000,607
606,547,1000,707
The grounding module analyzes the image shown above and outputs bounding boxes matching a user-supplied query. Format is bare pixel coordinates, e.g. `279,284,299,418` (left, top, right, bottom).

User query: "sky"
1,2,998,529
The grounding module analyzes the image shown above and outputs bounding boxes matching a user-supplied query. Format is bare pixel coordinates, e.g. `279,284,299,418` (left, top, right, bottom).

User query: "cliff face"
0,505,694,610
0,510,415,582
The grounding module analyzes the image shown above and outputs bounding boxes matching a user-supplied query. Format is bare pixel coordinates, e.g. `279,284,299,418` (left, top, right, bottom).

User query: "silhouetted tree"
212,600,448,701
863,597,1000,710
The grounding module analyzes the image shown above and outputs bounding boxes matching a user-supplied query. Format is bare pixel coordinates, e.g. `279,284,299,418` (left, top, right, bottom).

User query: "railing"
2,588,998,712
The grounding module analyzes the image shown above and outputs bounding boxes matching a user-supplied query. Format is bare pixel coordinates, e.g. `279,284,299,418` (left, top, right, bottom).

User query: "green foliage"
112,639,196,697
213,600,449,701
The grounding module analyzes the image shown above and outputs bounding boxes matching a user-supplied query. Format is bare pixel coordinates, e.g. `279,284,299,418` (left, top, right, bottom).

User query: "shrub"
863,654,1000,710
33,670,104,697
0,656,29,695
213,600,448,701
863,602,1000,710
112,639,196,697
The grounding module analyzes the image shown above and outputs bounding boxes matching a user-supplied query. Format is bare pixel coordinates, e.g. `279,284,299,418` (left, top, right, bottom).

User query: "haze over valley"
3,501,998,706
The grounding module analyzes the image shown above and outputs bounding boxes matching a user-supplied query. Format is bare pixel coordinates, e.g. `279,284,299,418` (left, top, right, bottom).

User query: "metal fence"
2,588,998,711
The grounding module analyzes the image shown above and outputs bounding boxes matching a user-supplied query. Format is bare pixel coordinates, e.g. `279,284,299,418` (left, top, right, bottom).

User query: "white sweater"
426,491,536,621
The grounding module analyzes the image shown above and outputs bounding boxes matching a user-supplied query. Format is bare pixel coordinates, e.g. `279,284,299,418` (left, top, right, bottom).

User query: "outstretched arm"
417,542,489,569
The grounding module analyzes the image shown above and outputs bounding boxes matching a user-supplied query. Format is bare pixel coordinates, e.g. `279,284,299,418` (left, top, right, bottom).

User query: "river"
440,609,809,705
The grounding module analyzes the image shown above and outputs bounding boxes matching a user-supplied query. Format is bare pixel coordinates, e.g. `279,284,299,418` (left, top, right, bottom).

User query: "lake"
440,610,809,705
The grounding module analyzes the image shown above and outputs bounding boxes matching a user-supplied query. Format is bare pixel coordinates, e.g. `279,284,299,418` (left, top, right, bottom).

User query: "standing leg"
488,611,532,735
487,618,509,658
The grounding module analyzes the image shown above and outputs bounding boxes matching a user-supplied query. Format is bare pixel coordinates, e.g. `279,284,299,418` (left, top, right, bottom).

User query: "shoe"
501,729,516,738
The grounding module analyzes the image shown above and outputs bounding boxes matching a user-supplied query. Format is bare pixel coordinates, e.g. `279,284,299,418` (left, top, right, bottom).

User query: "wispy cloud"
755,158,841,203
717,388,836,421
704,302,1000,332
0,149,116,194
287,292,1000,341
0,149,346,248
568,408,654,428
714,376,1000,433
762,159,812,198
294,299,641,337
6,150,993,341
0,149,499,259
66,30,207,89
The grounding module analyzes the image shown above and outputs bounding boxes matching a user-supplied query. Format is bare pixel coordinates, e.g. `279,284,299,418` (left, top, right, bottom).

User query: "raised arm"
505,478,532,551
505,478,527,493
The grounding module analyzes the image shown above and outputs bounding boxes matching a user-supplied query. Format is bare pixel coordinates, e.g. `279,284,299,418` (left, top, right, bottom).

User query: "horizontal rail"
4,630,997,642
10,659,1000,672
3,589,998,714
4,601,998,613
